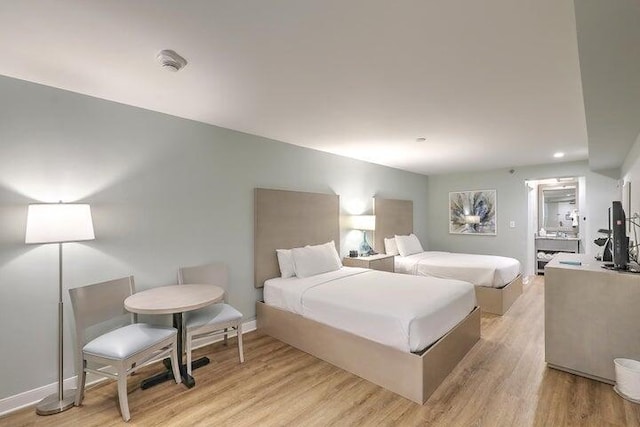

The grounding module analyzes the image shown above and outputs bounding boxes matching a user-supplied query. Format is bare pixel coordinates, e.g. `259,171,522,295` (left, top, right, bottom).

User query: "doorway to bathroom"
525,176,585,275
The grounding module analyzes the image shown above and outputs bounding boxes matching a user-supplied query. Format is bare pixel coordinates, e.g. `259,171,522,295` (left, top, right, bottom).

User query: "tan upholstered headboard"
254,188,340,288
374,198,413,253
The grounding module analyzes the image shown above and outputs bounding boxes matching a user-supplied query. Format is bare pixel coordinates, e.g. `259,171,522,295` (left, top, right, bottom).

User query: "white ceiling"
0,0,590,175
574,0,640,173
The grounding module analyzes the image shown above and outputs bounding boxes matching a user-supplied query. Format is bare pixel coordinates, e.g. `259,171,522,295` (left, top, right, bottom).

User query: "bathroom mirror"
539,181,579,236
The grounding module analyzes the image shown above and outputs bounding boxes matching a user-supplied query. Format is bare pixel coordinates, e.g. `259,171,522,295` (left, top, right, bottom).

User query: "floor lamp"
25,203,95,415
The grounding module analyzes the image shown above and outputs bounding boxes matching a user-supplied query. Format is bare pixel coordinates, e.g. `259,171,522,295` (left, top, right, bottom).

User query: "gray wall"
621,133,640,218
0,76,429,399
425,161,619,267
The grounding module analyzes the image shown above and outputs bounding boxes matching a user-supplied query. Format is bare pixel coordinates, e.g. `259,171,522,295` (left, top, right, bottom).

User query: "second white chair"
178,262,244,374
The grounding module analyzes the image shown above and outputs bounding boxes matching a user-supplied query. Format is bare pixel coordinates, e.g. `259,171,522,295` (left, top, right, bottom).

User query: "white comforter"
263,267,476,353
395,251,521,288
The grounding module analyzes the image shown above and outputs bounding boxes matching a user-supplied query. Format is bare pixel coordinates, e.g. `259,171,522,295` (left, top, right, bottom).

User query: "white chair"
69,276,181,422
178,263,244,375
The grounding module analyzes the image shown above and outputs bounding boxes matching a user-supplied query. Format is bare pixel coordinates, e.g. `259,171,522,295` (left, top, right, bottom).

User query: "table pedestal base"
140,356,209,390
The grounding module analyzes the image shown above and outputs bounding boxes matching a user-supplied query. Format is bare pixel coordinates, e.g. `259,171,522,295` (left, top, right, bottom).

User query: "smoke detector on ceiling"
156,50,187,72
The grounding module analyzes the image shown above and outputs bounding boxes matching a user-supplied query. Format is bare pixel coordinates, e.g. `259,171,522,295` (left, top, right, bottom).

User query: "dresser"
545,253,640,383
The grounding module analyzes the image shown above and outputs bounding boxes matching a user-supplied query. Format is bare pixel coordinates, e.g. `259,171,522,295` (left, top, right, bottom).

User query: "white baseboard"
242,319,257,333
0,319,257,417
0,376,81,417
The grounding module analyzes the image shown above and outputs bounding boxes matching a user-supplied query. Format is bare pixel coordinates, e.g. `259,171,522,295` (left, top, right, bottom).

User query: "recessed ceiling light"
416,137,427,142
553,152,565,158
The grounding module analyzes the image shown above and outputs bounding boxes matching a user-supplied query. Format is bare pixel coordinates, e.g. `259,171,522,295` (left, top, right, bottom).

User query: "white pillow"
276,249,296,278
292,241,342,278
395,234,424,257
384,237,399,256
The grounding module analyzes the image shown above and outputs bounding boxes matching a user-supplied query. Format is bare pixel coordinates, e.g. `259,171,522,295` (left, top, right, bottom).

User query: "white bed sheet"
263,267,476,353
394,251,521,288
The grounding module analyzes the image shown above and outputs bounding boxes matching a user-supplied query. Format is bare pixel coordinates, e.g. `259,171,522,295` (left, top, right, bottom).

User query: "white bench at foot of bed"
475,275,523,315
256,302,480,404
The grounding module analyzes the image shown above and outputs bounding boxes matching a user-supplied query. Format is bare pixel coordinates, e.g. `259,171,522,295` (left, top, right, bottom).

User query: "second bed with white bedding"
395,251,521,288
264,266,476,353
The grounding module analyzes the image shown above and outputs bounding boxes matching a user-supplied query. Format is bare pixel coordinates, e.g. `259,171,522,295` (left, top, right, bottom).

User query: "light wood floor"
4,276,640,426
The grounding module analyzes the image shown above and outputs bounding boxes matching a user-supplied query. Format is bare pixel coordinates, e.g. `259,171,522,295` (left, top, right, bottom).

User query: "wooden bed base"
256,302,481,404
475,275,523,315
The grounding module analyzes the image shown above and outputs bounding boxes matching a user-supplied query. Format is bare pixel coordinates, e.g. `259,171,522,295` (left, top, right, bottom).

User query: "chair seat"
185,303,242,330
83,323,177,360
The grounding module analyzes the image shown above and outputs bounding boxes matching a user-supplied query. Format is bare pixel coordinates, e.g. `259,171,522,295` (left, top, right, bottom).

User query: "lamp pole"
35,242,76,415
25,203,95,415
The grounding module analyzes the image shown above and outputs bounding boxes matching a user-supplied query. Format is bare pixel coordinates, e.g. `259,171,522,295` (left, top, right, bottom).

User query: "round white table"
124,284,224,389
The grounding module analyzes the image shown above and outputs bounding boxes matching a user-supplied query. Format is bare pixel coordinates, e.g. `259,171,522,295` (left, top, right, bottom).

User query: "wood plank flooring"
3,276,640,426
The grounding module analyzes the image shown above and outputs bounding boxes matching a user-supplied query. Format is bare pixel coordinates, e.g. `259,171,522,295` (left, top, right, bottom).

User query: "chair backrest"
69,276,136,346
178,262,229,303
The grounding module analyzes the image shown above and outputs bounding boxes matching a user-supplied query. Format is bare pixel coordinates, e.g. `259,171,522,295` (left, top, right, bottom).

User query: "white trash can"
614,358,640,403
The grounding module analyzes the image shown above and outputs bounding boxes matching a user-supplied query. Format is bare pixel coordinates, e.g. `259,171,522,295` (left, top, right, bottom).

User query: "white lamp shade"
25,204,95,244
348,215,376,231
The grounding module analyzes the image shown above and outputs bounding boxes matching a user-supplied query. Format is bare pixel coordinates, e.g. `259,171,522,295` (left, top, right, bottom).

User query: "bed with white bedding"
394,251,521,289
264,266,476,353
374,197,524,315
254,188,481,404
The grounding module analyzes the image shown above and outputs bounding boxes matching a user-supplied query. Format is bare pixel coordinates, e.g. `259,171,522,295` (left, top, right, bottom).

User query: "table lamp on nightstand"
348,215,376,256
25,203,95,415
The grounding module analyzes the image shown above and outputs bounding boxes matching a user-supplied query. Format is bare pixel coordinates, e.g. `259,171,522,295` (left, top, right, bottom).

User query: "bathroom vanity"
535,236,580,274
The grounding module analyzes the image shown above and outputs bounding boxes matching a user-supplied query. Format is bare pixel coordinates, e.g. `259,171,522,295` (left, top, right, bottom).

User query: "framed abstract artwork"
449,189,497,235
